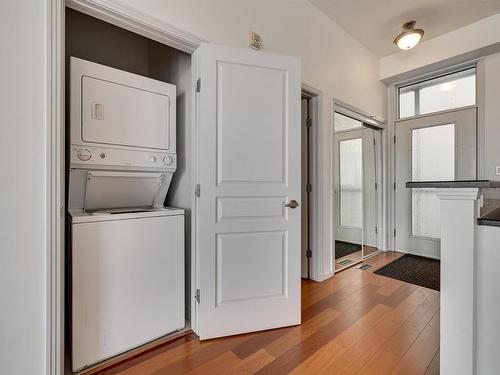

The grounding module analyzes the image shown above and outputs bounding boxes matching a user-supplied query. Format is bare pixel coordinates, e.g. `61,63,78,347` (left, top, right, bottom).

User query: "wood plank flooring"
97,252,440,375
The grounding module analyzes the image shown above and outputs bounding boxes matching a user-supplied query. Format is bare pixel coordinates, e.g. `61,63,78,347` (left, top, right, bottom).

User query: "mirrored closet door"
334,112,381,271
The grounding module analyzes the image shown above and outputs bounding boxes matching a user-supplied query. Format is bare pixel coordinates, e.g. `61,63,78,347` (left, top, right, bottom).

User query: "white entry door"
395,108,477,258
195,43,301,339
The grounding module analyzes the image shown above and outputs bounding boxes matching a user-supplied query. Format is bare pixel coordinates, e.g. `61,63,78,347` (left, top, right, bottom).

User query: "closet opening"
333,108,383,272
64,7,194,373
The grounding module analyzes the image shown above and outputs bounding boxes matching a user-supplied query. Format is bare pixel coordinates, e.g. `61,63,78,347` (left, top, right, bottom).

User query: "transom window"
398,68,476,119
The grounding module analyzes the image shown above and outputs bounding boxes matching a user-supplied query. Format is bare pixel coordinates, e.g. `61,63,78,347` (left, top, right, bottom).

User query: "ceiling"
308,0,500,57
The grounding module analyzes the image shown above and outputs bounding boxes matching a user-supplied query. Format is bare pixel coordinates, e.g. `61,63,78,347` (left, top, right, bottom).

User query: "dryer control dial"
163,155,174,166
77,148,92,161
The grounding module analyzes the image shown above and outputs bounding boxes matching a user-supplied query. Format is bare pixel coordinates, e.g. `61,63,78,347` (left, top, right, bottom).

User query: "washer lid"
84,171,163,211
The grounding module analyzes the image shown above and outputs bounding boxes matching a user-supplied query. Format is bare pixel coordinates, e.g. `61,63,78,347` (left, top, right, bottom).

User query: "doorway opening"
394,67,477,258
301,87,320,279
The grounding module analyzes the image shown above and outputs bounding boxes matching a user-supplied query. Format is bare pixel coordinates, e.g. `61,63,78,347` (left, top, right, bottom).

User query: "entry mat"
374,254,440,291
335,241,361,259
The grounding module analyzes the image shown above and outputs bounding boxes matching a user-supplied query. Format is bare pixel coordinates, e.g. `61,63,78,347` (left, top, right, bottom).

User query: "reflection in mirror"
362,127,380,259
334,112,381,271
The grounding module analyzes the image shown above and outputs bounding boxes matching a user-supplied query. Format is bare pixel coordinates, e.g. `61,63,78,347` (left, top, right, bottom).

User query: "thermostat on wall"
248,31,262,50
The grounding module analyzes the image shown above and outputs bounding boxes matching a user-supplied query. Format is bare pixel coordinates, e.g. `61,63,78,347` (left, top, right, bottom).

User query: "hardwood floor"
97,252,440,375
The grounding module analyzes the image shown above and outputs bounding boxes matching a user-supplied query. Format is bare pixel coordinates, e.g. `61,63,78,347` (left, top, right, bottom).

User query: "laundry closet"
64,5,302,374
65,8,193,372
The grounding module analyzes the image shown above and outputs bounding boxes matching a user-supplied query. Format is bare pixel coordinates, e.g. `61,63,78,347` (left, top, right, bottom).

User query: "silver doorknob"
285,200,299,209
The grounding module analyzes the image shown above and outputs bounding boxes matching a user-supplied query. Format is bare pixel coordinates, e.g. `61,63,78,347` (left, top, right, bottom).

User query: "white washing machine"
68,57,184,371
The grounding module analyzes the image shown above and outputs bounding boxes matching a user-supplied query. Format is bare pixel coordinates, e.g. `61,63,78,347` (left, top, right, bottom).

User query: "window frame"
397,67,477,120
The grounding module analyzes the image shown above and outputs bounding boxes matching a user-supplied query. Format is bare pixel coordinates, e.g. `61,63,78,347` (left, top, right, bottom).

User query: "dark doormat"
335,241,361,259
374,254,440,291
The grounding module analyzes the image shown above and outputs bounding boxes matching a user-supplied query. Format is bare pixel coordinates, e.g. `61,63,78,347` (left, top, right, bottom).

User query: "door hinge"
394,228,397,237
306,183,312,193
306,118,312,128
375,226,378,234
393,135,396,144
195,184,201,197
375,182,378,190
373,138,376,146
306,249,312,258
196,77,201,93
393,182,396,190
195,289,200,303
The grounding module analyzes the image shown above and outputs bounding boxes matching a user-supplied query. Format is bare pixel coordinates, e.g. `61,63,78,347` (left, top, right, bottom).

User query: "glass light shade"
394,30,423,49
394,29,424,50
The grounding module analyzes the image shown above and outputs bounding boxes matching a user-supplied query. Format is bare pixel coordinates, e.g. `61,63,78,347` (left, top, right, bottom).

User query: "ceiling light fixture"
394,21,424,50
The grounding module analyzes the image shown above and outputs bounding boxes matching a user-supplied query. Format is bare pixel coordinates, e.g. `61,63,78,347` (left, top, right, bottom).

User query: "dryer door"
82,76,172,150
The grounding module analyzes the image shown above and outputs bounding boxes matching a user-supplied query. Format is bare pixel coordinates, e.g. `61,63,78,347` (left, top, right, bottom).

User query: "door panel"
196,43,301,339
395,108,477,258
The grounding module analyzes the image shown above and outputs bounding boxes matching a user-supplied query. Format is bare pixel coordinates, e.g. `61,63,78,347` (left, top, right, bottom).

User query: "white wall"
484,52,500,181
121,0,386,119
116,0,387,279
0,1,47,374
380,13,500,82
477,225,500,374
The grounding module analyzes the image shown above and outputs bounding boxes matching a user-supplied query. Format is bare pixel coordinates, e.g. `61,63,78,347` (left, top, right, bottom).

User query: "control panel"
71,145,176,170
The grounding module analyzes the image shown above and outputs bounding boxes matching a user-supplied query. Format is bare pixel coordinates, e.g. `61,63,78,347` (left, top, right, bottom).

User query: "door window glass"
411,124,455,238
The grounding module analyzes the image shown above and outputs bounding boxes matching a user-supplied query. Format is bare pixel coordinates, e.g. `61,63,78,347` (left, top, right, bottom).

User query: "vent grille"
357,263,373,271
337,259,353,266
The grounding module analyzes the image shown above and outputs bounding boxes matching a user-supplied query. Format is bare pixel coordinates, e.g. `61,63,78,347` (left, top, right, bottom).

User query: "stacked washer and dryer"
68,57,185,372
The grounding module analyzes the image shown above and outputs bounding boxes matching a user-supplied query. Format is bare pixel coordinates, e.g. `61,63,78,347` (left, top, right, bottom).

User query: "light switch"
496,166,500,176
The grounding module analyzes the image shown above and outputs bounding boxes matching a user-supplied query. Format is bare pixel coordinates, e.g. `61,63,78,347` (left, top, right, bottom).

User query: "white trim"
333,98,386,128
476,59,486,179
47,1,65,374
436,188,480,201
387,84,397,251
394,248,441,260
301,84,326,282
66,0,205,53
394,104,478,123
191,51,200,335
301,82,321,97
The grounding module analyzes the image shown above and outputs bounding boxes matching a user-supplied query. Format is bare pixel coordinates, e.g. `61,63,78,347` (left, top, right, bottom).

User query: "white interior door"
195,43,301,339
395,108,477,258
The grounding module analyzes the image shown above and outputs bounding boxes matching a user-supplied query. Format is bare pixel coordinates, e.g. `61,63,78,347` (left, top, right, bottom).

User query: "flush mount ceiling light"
394,21,424,50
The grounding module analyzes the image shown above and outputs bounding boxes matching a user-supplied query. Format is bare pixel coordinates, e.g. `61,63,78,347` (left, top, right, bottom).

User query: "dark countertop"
406,180,500,189
478,206,500,227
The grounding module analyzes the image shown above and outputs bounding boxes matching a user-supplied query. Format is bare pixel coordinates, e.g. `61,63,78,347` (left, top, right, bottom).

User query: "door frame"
301,85,322,280
332,99,386,269
388,61,485,251
48,1,204,373
48,1,331,373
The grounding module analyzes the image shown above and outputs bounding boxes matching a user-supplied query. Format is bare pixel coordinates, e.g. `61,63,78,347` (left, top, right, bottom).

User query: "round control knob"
150,156,157,163
77,148,91,161
100,152,106,159
163,155,174,166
